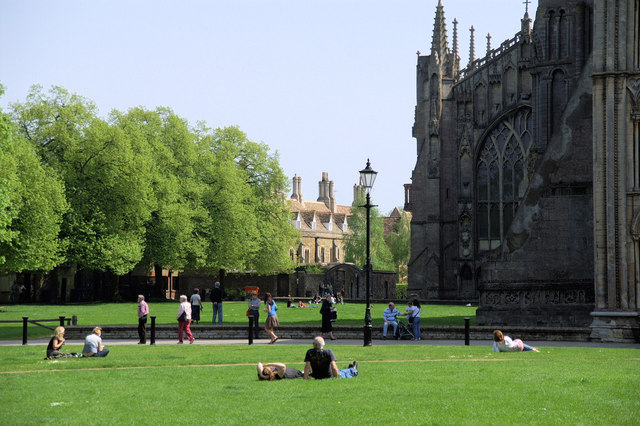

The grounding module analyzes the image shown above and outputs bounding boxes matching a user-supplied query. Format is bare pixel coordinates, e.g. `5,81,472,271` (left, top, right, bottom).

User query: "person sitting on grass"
82,327,110,357
303,336,358,379
492,330,540,352
256,362,304,380
45,326,78,359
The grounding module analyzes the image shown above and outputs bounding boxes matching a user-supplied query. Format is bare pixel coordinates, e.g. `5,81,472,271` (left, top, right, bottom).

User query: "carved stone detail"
479,287,592,307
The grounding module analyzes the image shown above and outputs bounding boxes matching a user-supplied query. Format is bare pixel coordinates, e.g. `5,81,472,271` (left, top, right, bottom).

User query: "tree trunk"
113,274,122,301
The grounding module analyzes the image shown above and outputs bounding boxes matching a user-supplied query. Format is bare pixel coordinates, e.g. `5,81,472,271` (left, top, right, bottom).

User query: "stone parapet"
62,324,592,342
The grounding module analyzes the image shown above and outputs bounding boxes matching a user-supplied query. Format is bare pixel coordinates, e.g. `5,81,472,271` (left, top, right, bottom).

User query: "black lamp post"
359,159,377,347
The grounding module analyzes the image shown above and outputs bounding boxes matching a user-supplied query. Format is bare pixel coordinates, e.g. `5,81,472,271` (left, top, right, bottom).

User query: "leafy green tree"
386,209,411,282
196,126,297,273
0,86,68,272
12,86,155,276
112,107,210,276
7,85,296,284
344,192,394,271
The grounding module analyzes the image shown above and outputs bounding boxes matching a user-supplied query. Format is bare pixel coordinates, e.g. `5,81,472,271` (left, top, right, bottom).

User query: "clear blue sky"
0,0,537,214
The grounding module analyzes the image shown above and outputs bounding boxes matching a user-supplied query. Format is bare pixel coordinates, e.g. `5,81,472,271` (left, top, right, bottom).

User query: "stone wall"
61,324,592,342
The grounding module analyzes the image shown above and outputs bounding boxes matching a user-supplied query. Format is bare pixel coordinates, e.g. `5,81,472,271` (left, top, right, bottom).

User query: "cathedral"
408,0,639,341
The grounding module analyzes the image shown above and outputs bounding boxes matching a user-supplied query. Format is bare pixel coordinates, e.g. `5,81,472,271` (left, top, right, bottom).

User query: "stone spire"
468,26,475,66
521,9,532,39
452,18,460,76
486,33,492,56
431,0,449,59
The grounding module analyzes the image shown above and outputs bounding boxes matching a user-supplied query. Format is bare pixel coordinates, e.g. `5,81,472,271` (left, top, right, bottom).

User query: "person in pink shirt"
137,295,149,344
177,295,195,344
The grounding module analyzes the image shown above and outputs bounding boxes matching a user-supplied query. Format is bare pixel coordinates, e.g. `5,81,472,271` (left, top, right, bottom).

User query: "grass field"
0,302,477,340
0,344,638,425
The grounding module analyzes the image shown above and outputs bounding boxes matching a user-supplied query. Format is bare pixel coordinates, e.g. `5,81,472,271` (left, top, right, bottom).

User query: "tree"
343,192,394,271
7,85,296,284
12,86,155,276
386,209,411,282
0,86,68,272
196,126,297,273
112,107,210,277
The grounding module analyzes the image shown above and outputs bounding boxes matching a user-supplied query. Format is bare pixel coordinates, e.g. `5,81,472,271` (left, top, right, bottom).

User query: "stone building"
409,0,639,340
288,173,353,265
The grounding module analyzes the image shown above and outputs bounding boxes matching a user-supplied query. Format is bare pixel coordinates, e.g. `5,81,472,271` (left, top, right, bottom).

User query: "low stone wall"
62,324,592,342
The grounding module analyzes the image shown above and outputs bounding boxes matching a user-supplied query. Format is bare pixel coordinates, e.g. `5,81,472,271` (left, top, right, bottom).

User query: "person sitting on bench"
382,302,401,339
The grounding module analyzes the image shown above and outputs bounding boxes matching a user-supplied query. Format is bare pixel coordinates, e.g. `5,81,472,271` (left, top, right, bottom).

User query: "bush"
295,264,327,274
396,283,407,300
224,288,246,301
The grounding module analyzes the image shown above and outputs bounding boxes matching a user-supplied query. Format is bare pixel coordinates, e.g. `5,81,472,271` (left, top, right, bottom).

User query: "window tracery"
477,109,532,250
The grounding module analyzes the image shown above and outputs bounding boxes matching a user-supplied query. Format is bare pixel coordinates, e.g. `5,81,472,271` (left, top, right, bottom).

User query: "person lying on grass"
257,362,304,380
492,329,540,352
303,336,358,379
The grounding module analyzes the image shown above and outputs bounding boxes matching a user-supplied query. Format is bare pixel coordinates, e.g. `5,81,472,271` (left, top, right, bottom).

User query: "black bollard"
464,317,470,346
59,316,65,327
248,314,254,345
72,315,77,326
150,315,156,345
22,316,28,345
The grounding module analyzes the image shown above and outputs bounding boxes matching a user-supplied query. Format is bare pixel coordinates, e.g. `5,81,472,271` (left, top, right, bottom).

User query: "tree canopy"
0,86,68,272
2,85,297,276
343,192,394,271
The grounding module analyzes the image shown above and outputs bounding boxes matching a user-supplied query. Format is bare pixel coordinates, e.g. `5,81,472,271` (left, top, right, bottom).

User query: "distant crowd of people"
42,281,539,363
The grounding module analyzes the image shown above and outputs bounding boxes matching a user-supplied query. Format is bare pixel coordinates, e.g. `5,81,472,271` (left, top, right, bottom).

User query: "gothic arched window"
477,109,532,251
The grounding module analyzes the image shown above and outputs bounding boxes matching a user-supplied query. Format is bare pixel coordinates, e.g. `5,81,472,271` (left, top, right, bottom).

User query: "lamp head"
359,159,377,193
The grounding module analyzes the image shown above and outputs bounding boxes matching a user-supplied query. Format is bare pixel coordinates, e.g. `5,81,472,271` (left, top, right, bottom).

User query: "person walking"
137,294,149,344
247,291,261,339
190,288,202,324
177,295,195,344
264,293,279,344
320,293,336,340
210,282,225,324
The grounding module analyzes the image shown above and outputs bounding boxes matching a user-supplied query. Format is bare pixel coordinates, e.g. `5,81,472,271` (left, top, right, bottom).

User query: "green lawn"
0,344,638,425
0,302,477,340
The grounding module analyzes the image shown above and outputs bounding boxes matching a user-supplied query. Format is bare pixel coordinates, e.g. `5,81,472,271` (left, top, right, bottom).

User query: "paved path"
2,338,638,349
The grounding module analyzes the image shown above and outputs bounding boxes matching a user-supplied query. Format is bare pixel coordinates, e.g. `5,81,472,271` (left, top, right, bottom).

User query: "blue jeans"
522,343,536,351
412,317,421,340
212,303,223,324
96,348,109,357
383,321,398,337
338,367,358,378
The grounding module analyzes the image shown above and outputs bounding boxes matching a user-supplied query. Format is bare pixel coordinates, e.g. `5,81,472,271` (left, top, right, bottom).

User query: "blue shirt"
267,301,278,316
383,307,400,322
